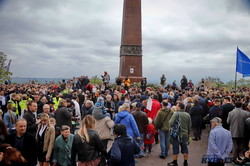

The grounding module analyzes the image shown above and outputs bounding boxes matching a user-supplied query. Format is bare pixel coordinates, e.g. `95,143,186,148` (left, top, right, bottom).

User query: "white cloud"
0,0,250,83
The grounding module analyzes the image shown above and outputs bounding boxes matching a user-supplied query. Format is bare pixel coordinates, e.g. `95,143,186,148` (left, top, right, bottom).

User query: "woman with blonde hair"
3,103,17,133
71,115,106,166
35,113,55,166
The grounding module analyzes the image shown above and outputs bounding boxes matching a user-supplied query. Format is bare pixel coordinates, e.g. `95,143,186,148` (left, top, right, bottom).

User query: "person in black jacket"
189,99,203,141
220,97,235,130
6,118,38,166
71,115,106,166
208,99,222,120
108,124,140,166
23,100,40,136
54,100,72,130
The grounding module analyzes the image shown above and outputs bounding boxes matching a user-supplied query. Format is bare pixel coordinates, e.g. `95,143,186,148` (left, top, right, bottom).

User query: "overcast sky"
1,0,250,84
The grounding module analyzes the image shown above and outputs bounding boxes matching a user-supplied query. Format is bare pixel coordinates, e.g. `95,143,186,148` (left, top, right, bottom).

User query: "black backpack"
170,112,180,139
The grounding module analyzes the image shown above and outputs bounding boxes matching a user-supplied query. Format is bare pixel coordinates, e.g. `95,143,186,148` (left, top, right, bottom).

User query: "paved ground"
135,127,236,166
135,128,210,166
107,126,242,166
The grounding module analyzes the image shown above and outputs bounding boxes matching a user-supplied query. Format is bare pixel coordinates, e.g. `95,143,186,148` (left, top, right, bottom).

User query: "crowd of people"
0,72,249,166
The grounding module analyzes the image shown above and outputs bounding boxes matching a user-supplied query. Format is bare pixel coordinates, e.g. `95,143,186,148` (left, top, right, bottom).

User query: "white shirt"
72,99,81,119
39,124,48,136
0,96,6,106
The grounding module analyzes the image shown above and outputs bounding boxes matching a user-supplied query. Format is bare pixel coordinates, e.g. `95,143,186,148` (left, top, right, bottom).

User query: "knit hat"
92,104,107,120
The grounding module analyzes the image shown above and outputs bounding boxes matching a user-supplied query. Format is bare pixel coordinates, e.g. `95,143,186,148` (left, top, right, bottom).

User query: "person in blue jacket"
114,103,140,140
108,124,140,166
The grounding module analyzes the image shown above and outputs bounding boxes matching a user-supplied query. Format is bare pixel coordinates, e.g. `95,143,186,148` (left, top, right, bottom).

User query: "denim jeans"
135,134,144,156
160,130,170,156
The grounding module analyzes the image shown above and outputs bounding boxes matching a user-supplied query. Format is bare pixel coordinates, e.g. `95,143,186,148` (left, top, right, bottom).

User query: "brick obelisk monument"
119,0,142,83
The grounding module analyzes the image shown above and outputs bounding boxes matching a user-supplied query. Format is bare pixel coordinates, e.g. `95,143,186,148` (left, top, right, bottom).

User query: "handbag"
156,110,170,129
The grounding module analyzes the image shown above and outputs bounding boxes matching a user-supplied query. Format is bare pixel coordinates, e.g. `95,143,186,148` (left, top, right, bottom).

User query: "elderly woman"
36,113,55,166
52,125,74,166
115,103,140,140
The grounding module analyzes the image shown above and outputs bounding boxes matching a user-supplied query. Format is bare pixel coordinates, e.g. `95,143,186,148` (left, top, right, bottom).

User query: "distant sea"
11,77,160,85
11,77,69,84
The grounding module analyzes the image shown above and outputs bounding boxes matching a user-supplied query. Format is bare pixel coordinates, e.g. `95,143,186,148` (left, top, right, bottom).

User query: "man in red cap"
102,71,110,88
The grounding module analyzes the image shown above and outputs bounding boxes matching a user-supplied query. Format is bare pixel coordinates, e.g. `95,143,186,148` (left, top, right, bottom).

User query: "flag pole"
235,47,238,91
234,71,237,91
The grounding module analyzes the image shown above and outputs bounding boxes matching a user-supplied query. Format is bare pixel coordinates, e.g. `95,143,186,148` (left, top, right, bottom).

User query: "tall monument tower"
119,0,142,83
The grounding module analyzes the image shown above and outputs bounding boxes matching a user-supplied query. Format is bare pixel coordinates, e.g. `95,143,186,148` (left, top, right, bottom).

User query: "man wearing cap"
207,117,232,166
102,71,110,87
131,102,149,158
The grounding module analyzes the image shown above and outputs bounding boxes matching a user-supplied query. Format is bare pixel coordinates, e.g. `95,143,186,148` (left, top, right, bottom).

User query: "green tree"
204,76,224,89
90,75,102,85
0,52,12,83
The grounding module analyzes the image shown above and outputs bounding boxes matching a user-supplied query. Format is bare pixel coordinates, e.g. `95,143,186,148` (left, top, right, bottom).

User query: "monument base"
119,76,143,84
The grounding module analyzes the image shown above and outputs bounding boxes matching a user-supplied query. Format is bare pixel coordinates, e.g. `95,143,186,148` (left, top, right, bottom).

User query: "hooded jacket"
114,110,140,138
93,106,115,140
108,135,140,166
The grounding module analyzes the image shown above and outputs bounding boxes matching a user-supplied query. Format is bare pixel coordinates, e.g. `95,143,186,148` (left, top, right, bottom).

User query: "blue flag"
236,48,250,77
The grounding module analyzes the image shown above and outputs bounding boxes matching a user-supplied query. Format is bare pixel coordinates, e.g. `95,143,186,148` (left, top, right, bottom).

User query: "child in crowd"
144,118,156,156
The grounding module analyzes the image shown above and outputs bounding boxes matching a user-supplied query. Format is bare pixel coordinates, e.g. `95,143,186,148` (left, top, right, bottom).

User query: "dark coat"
131,110,148,134
36,100,44,115
6,132,38,166
108,135,140,166
82,105,94,117
54,106,72,129
180,78,187,89
199,99,208,116
189,103,203,128
71,129,106,166
23,110,38,136
220,103,235,130
209,105,222,120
